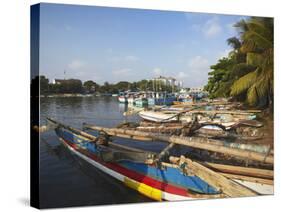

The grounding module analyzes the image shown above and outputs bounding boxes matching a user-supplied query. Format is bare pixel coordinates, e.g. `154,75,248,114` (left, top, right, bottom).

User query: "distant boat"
134,97,148,107
138,110,259,129
118,92,128,103
147,92,176,106
127,92,138,104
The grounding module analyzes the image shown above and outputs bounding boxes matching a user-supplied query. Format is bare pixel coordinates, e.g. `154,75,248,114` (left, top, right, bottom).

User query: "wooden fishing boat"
138,109,260,129
118,92,128,103
47,118,273,201
134,98,148,107
147,92,176,106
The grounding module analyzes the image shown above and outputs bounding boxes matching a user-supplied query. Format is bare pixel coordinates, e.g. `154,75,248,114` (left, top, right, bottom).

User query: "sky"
39,3,248,87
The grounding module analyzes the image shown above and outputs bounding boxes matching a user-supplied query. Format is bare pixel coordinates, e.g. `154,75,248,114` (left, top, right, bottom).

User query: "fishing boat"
134,97,148,107
47,118,273,201
127,92,138,104
118,92,128,103
138,109,259,129
147,92,176,106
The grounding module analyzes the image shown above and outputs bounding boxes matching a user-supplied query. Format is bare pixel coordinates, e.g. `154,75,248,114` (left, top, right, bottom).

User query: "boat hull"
148,97,176,106
54,127,221,201
135,98,148,107
118,96,128,103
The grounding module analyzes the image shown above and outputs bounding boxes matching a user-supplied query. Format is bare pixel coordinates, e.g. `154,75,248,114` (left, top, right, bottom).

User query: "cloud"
179,56,211,87
112,68,132,75
192,16,222,38
110,55,140,62
67,60,86,70
217,49,231,59
177,71,188,79
152,67,163,76
203,17,222,38
188,56,209,69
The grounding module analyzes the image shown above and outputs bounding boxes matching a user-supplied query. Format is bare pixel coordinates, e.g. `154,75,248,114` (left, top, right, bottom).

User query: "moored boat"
47,118,222,200
138,109,260,130
47,118,273,200
118,92,128,103
147,92,176,106
134,97,148,107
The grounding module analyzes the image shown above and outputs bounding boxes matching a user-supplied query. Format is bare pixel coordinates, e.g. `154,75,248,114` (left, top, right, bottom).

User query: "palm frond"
230,70,258,95
246,52,263,67
247,85,259,105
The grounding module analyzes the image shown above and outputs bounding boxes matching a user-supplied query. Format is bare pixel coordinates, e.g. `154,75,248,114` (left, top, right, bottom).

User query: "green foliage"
206,17,273,108
83,80,98,93
39,75,49,94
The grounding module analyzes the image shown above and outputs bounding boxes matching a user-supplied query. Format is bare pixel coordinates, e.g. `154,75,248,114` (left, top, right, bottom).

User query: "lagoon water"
39,96,154,208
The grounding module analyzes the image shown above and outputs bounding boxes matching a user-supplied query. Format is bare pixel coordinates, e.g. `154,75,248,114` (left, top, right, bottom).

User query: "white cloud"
181,56,211,87
203,17,222,38
188,56,209,69
217,49,231,59
192,16,222,38
67,60,86,70
152,67,163,76
177,71,188,79
112,68,132,75
110,55,140,62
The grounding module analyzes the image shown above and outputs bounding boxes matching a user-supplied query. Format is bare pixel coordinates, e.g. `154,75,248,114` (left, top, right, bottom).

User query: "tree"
83,80,98,93
206,17,273,108
39,75,49,94
230,17,273,107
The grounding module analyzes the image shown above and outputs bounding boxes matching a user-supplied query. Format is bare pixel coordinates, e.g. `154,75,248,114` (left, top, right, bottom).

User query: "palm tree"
230,17,273,107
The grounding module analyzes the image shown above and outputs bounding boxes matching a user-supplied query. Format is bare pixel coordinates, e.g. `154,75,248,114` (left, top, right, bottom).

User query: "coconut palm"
230,17,273,107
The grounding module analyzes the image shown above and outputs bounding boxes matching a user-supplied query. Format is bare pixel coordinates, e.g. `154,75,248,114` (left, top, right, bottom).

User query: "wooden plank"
179,156,258,197
203,162,273,179
169,156,273,179
83,124,274,164
219,173,273,185
167,136,273,164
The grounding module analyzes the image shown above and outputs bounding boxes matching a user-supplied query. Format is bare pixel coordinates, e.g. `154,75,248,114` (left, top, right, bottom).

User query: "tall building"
152,76,183,89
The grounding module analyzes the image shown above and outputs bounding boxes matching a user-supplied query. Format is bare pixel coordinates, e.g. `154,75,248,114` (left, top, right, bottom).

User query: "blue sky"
39,3,248,87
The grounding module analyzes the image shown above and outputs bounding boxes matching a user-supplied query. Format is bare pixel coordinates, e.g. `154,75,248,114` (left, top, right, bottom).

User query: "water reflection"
39,96,152,208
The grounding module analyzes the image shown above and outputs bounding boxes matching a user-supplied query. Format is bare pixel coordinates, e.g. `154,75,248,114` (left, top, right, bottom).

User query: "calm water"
39,96,155,208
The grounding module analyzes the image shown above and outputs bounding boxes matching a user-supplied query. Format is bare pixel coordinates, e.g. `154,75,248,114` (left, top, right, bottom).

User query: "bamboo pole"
178,156,258,197
169,156,273,179
219,173,273,185
83,124,273,164
203,162,273,179
188,110,260,115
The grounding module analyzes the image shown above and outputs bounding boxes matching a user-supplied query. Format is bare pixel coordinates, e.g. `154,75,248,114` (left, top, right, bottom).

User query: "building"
152,76,183,89
189,87,204,93
52,79,65,85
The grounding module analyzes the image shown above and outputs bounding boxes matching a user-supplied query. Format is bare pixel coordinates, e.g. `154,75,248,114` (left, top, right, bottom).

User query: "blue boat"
147,92,176,106
47,118,223,201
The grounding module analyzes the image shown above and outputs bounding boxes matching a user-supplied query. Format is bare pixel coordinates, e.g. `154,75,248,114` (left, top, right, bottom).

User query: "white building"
152,76,183,89
189,87,204,93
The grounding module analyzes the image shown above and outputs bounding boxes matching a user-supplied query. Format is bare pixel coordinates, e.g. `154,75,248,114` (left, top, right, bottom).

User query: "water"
39,96,154,208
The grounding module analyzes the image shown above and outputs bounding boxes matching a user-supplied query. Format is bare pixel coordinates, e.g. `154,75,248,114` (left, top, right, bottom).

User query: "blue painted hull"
54,126,219,196
148,97,176,106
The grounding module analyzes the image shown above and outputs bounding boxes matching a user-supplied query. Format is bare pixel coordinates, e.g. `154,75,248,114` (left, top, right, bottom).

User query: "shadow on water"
39,97,153,208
